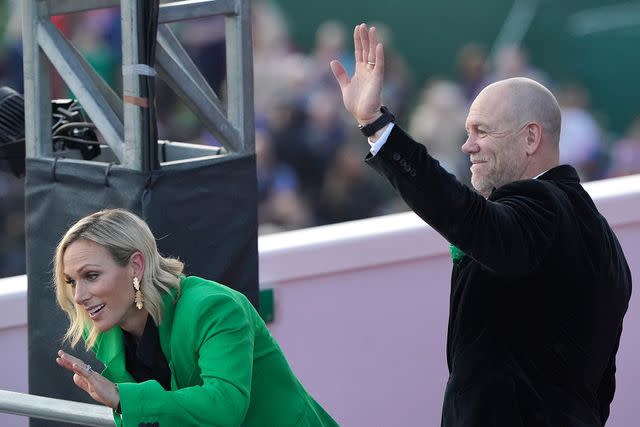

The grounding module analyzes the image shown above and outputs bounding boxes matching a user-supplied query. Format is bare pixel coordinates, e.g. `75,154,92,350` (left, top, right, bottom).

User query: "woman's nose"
73,283,89,305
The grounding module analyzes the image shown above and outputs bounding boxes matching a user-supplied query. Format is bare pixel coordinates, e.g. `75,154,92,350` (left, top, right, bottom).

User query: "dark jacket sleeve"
596,329,622,424
366,125,560,277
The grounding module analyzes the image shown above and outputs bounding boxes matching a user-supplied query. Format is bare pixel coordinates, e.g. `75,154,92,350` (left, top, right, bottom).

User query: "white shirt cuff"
368,123,395,156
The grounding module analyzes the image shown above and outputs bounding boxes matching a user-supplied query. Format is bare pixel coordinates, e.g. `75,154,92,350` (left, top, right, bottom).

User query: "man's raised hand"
330,23,385,125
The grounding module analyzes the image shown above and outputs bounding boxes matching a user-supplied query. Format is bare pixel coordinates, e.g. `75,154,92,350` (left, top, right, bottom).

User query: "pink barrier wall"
1,174,639,426
0,276,28,427
259,174,640,426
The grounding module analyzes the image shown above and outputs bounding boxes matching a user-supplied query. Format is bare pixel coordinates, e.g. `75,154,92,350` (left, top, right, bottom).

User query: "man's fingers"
353,24,363,64
374,43,385,76
368,27,378,64
330,60,350,89
360,23,370,64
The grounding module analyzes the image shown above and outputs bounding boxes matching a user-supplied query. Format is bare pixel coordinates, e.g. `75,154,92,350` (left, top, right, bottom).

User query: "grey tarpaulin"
25,153,258,426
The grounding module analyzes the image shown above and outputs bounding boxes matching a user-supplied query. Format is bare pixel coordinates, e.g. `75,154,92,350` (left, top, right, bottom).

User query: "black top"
366,125,632,427
123,315,171,391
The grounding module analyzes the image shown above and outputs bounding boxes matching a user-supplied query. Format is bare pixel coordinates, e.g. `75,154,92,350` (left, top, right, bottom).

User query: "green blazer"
92,276,339,427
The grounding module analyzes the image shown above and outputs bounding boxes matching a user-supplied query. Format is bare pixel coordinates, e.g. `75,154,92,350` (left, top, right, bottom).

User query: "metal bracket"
23,0,254,170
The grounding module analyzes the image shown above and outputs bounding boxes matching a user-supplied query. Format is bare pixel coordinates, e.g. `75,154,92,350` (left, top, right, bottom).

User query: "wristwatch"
358,106,396,137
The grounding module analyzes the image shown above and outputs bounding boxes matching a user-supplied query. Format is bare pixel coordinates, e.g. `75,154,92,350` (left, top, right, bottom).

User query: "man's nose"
461,136,478,154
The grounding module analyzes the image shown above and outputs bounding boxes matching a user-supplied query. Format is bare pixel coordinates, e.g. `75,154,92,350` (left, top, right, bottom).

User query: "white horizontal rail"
0,390,113,426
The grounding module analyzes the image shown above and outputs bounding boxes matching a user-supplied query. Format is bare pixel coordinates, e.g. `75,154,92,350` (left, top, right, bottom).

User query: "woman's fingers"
56,351,78,371
72,373,91,393
57,350,95,377
58,349,116,408
72,362,95,380
72,363,112,406
57,350,83,366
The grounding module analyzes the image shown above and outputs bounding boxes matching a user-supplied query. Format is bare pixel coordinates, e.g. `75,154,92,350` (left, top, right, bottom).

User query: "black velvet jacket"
366,125,632,427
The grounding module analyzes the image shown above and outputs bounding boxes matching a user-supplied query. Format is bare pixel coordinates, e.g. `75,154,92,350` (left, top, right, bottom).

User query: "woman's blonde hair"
54,209,184,349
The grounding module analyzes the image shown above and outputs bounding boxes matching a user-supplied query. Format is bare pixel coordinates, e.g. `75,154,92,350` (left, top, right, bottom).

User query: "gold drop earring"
133,277,144,310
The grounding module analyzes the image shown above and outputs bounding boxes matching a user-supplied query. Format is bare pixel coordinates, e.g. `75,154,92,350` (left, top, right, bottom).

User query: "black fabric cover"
25,154,258,426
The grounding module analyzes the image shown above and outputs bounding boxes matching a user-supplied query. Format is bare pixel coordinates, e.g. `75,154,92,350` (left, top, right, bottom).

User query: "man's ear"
525,122,542,155
130,251,145,280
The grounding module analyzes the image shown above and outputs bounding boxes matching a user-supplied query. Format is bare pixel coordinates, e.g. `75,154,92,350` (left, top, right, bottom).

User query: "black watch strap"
359,106,396,137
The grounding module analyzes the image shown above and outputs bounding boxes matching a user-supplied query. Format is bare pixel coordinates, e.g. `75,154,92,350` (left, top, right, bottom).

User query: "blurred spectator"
52,8,121,97
4,3,640,280
371,22,414,119
315,144,385,225
408,78,470,183
266,95,307,178
252,0,313,118
0,0,22,93
607,115,640,178
255,125,312,232
179,15,226,96
0,169,25,277
557,83,607,181
485,44,550,88
456,42,488,103
298,88,347,192
309,20,350,90
0,0,25,278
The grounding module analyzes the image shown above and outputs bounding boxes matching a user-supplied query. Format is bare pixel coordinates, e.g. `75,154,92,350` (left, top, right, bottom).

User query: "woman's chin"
92,318,116,333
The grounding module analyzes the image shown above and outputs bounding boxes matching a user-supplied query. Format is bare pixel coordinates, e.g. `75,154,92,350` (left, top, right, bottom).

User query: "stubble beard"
472,165,514,198
472,174,493,198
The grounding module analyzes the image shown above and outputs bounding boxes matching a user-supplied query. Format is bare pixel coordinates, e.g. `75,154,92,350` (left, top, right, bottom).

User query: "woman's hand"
330,23,385,125
56,350,120,410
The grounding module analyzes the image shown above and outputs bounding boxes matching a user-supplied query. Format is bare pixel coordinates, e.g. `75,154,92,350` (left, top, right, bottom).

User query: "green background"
272,0,640,134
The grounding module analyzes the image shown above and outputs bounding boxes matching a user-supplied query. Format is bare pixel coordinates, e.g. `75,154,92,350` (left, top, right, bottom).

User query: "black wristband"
359,106,396,137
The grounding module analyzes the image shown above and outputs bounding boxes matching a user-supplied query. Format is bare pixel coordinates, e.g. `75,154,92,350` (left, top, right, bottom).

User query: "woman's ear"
129,251,145,280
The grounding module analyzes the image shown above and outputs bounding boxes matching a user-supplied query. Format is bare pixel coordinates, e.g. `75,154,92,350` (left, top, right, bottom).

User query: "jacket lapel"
94,285,181,387
94,327,134,383
158,287,179,389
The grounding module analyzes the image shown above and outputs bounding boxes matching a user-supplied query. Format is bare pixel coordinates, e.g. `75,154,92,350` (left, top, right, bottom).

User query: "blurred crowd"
1,0,640,278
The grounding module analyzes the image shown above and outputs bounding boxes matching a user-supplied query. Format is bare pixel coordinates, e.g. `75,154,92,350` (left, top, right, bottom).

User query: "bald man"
331,24,631,426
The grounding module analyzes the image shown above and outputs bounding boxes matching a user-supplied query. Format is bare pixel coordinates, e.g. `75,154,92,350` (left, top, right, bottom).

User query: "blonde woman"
54,208,338,427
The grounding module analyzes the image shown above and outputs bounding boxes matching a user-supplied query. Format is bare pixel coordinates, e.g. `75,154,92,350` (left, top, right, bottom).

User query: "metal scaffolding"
22,0,255,170
22,5,258,426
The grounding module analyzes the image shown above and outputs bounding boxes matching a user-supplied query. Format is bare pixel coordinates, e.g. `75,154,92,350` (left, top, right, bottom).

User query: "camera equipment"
0,86,100,177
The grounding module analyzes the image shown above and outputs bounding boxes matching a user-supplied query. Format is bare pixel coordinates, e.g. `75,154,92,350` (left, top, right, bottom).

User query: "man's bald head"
481,77,561,145
463,77,562,197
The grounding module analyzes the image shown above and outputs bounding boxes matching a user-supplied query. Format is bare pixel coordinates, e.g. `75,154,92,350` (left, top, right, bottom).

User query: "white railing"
0,390,112,426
